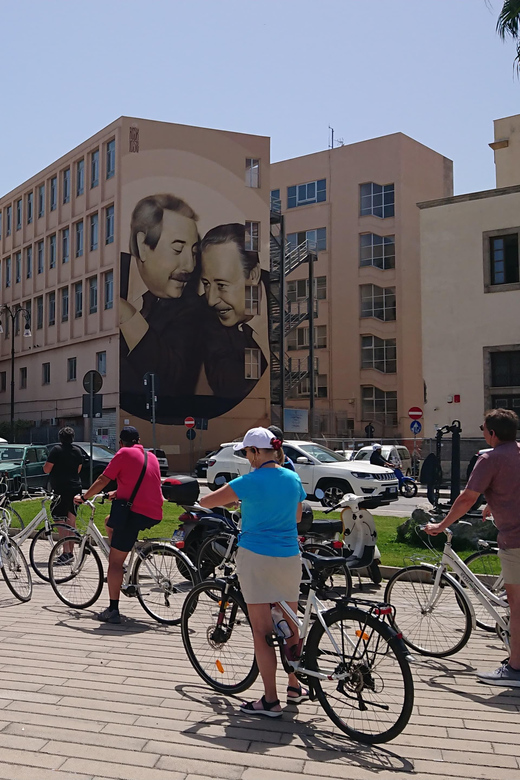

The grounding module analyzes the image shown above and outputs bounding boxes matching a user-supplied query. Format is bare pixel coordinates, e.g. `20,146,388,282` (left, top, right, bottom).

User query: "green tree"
497,0,520,72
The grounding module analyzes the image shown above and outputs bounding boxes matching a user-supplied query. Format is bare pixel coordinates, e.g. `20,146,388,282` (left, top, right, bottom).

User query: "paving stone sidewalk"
0,559,518,780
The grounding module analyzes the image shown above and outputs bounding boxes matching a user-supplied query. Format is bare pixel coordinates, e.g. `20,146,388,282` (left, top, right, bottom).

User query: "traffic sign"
184,417,195,429
83,370,103,394
186,428,196,441
410,420,422,435
408,407,423,420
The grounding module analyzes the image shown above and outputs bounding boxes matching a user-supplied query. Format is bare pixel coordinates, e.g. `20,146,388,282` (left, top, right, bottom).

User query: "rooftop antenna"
328,125,334,149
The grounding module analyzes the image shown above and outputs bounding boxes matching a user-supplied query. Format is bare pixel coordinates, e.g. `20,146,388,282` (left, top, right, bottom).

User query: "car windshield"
354,450,370,461
0,446,25,462
299,444,346,463
77,445,115,459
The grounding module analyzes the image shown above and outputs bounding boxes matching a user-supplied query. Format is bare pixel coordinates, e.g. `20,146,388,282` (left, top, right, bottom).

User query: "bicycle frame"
13,496,62,545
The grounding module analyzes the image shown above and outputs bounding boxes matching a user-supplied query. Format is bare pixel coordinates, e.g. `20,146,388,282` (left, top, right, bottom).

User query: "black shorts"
107,510,159,553
51,493,78,521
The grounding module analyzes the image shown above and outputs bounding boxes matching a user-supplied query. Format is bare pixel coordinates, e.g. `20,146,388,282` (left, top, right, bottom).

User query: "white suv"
206,440,399,508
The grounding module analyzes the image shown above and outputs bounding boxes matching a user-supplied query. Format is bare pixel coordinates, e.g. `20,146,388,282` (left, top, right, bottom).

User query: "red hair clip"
271,438,283,450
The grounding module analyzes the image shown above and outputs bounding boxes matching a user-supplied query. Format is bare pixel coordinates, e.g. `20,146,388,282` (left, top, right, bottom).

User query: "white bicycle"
384,523,509,657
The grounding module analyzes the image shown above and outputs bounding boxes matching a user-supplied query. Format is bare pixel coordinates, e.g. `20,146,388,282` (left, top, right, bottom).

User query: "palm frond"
497,0,520,39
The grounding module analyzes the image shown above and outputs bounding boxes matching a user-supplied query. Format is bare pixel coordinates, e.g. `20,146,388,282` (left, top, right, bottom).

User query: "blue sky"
1,0,519,196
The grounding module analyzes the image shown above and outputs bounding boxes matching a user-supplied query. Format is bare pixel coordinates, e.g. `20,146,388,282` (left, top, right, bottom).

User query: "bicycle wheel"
1,538,32,602
196,533,237,581
384,565,472,657
5,504,25,532
301,543,353,605
181,578,258,694
306,604,414,744
135,543,195,625
462,548,506,632
29,523,77,582
48,536,104,609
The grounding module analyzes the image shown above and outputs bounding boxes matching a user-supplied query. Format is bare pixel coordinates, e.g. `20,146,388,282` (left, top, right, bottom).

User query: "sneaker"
96,607,121,624
53,552,74,566
476,662,520,687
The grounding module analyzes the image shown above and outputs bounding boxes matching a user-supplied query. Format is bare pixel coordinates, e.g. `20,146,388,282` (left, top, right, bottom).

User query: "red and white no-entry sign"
408,407,423,420
184,417,195,429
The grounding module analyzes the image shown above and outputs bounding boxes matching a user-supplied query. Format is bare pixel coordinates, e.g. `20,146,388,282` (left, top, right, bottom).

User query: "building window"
38,184,45,217
317,374,328,398
26,246,32,279
287,276,327,302
287,227,327,253
61,286,69,322
96,350,106,376
245,348,261,380
15,252,21,283
16,199,22,230
50,176,57,211
27,192,33,224
14,304,21,336
75,281,83,318
105,205,114,244
287,179,326,209
48,291,56,326
361,335,397,373
67,357,77,381
75,221,84,257
5,257,11,288
490,234,519,286
89,277,98,313
91,149,99,188
292,324,327,350
0,372,6,392
245,221,259,251
106,139,116,179
244,284,260,316
90,213,99,250
42,362,51,385
20,367,27,389
6,205,12,236
24,300,31,331
360,182,395,218
62,228,70,263
491,349,520,387
362,386,398,426
104,271,114,309
49,234,57,268
360,284,396,321
360,233,395,269
36,296,43,329
37,240,44,274
270,189,281,213
245,158,260,188
76,159,85,196
63,168,71,203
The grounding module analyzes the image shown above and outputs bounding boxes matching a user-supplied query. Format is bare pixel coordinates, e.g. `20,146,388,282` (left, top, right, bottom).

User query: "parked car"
45,442,115,490
194,450,219,478
354,444,413,475
146,448,169,477
0,443,49,496
206,440,399,508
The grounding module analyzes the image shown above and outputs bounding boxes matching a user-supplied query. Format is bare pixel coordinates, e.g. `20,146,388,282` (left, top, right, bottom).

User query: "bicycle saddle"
302,550,347,571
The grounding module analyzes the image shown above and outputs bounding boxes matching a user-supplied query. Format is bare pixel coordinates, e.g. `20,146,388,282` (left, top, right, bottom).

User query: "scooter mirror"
315,488,325,500
214,475,228,486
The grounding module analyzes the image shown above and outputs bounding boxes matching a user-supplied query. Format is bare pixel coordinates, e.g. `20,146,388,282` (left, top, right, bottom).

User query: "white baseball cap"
233,427,276,451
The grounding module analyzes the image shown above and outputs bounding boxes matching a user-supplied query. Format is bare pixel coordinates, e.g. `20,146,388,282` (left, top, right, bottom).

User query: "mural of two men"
119,194,268,424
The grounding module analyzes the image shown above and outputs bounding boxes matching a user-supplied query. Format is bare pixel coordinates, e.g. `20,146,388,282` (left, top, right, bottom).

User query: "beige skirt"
236,547,301,604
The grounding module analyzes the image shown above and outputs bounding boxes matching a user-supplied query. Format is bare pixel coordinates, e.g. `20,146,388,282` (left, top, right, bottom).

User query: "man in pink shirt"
75,426,163,623
425,409,520,686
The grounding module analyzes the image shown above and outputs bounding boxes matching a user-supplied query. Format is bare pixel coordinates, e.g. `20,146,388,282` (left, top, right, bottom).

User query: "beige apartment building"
270,134,452,439
0,117,271,468
420,113,520,438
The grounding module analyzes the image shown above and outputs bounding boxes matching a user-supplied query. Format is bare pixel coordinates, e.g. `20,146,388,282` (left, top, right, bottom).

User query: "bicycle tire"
196,533,237,582
1,538,32,602
462,548,506,632
135,543,195,625
384,564,472,657
48,536,104,609
305,604,414,744
301,543,353,606
29,523,78,582
5,504,25,532
181,578,258,694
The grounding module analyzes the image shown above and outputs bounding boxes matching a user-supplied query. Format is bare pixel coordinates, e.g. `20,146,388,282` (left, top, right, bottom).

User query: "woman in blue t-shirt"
198,426,308,718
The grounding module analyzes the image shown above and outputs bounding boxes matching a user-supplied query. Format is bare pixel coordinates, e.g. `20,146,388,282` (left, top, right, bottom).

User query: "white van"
354,445,413,475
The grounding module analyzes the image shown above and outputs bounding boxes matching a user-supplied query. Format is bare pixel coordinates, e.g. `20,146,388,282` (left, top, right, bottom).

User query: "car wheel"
319,480,353,508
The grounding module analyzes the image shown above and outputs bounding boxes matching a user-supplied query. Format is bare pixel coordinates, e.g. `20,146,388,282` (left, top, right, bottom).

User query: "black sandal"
287,684,309,704
239,695,282,718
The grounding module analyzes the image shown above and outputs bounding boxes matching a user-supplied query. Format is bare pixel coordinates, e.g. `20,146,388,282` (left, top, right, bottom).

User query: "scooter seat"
308,519,343,536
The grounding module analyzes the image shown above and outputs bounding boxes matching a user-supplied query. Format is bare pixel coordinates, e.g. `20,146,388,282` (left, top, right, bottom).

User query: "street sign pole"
151,373,157,454
89,384,94,485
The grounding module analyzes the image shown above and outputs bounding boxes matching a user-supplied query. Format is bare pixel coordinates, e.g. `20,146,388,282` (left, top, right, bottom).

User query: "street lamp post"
0,305,32,442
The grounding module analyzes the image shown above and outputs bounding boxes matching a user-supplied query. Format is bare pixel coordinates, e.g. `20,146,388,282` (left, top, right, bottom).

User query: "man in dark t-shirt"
44,427,83,563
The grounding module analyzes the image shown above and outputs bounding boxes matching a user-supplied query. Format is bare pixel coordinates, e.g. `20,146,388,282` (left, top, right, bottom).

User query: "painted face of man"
201,242,260,327
136,210,198,298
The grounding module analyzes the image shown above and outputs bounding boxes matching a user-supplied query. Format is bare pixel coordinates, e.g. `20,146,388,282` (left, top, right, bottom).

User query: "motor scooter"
393,467,418,498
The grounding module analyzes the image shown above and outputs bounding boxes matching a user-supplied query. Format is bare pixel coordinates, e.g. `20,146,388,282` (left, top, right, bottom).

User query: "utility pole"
0,305,32,442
